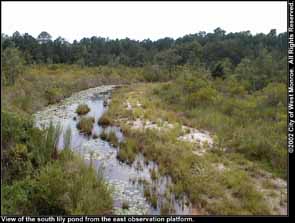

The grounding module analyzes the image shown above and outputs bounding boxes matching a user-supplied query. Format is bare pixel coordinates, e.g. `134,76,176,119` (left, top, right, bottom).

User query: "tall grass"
1,110,113,215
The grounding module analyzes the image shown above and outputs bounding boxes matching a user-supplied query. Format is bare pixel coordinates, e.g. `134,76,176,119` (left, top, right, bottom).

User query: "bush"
1,179,34,214
5,144,33,181
76,104,90,115
1,111,59,182
260,83,287,107
2,151,113,215
77,117,95,135
185,87,218,108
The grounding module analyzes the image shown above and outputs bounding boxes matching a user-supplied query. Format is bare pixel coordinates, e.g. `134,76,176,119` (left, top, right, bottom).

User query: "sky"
2,1,287,43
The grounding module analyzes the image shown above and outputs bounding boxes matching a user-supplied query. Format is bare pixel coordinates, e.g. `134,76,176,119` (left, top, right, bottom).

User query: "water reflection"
34,85,191,215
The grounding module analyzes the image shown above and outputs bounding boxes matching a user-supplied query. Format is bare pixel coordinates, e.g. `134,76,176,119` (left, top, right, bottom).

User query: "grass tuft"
76,104,90,115
76,117,95,135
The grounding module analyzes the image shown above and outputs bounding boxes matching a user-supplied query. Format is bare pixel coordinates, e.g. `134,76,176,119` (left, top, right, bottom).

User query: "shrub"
3,143,33,183
260,83,287,107
185,87,218,109
2,151,113,215
1,111,59,182
1,179,34,214
45,87,64,105
77,117,95,135
76,104,90,115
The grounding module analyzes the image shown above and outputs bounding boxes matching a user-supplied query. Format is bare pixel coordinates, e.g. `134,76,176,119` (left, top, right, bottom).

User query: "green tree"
154,49,181,72
2,47,24,85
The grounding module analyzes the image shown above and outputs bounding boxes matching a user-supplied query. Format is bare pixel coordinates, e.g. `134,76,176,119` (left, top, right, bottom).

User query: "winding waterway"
34,85,191,215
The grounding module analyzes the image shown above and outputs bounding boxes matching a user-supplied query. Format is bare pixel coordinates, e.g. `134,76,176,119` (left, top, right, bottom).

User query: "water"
34,85,192,215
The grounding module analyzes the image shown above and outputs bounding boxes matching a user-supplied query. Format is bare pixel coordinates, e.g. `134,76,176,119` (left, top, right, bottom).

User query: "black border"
288,0,294,220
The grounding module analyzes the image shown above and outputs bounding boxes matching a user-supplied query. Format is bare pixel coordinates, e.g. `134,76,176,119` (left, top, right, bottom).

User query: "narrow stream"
34,85,191,215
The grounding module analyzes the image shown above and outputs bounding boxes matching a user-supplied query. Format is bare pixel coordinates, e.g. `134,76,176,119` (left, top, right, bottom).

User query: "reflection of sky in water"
34,86,192,215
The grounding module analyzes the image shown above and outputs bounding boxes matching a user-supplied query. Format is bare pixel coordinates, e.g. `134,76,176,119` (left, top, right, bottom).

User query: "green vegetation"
104,82,286,214
149,194,158,209
1,111,113,215
76,104,90,115
153,74,286,177
100,131,119,147
45,87,64,105
1,28,287,215
160,201,174,215
143,184,158,209
117,139,137,164
2,47,25,86
2,29,286,84
150,168,159,181
76,117,95,135
2,64,144,115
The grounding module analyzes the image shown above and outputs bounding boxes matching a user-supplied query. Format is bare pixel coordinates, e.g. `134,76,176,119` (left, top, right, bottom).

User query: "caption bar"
1,216,194,223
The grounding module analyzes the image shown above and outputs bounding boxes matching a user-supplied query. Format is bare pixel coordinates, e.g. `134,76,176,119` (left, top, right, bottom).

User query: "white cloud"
1,1,287,42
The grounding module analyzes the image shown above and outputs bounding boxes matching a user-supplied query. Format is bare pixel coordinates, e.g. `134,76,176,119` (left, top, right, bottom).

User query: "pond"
34,85,192,215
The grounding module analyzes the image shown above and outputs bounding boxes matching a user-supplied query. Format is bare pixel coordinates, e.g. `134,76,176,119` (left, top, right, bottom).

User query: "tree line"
1,27,287,90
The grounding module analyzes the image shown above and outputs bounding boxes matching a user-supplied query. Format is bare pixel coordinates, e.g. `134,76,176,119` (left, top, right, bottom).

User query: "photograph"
1,1,289,219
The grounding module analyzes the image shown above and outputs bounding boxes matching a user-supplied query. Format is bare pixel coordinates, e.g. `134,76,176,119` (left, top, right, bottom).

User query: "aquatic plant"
104,131,119,147
76,104,90,115
76,117,95,135
117,139,137,164
98,114,111,127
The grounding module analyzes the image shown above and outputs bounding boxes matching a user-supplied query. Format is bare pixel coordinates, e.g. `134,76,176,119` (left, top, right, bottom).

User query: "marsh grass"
106,131,119,147
98,114,111,127
160,201,174,214
77,117,95,135
99,130,119,147
2,64,144,116
103,82,280,215
117,138,137,164
62,126,72,149
143,184,158,209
